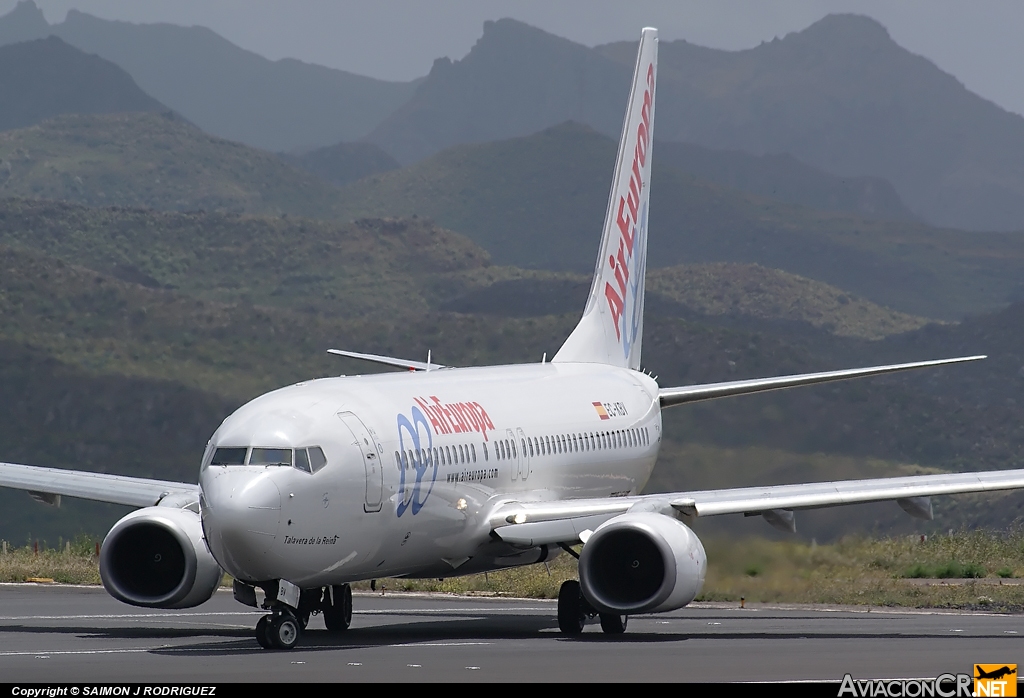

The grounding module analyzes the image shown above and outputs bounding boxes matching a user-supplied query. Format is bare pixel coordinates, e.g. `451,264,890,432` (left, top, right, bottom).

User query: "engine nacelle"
100,507,222,609
578,512,706,615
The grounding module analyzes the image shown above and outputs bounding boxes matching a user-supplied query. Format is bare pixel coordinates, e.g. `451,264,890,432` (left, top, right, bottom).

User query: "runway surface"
0,584,1020,682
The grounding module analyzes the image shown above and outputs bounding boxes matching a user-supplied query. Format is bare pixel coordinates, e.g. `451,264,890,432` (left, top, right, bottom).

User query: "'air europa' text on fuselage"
413,395,496,441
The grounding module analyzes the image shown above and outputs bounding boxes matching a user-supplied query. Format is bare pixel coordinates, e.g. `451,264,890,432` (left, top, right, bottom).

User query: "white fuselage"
199,362,662,586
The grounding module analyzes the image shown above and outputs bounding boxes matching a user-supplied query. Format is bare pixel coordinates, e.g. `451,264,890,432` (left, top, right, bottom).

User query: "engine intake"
578,512,706,614
100,507,222,608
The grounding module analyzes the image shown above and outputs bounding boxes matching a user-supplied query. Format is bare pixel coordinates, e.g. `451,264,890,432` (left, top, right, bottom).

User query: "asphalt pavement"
0,584,1020,682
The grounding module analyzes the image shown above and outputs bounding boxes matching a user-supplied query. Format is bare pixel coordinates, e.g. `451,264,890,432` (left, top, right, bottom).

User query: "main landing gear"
322,584,353,632
557,580,627,636
254,582,353,650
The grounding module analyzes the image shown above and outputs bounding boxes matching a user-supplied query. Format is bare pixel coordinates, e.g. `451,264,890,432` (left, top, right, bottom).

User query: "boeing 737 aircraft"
3,28,1024,650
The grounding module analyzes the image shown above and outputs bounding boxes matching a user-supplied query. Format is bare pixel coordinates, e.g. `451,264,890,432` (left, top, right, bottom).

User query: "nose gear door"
337,412,383,513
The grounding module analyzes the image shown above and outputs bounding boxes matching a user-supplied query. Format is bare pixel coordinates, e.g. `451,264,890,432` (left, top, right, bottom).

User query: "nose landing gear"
253,582,353,649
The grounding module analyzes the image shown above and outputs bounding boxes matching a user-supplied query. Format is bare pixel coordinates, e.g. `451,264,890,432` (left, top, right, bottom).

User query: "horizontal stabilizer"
659,356,985,408
327,349,447,371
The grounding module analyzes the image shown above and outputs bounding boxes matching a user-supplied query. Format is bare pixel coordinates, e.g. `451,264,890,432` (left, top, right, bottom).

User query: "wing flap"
659,356,985,408
0,461,198,508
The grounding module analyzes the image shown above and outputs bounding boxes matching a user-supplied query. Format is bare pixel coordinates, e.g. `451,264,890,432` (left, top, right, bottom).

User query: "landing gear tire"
323,583,352,632
268,613,301,650
600,613,628,634
255,615,273,649
557,580,586,636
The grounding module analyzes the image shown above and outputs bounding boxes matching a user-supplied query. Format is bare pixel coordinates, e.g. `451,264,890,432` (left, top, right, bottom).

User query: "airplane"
975,666,1017,681
3,27,1024,651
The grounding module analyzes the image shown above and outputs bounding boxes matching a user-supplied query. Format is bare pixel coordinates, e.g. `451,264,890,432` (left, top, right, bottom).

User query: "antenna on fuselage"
542,352,547,363
427,350,432,372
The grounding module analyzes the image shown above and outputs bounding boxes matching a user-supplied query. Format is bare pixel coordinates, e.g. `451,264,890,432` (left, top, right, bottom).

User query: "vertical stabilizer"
553,28,657,370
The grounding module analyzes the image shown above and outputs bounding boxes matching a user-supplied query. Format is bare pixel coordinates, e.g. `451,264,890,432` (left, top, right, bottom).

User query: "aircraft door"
516,427,531,481
505,428,521,482
337,412,383,513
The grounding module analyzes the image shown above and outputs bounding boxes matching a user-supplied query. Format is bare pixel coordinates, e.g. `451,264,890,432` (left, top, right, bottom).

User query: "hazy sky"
9,1,1024,116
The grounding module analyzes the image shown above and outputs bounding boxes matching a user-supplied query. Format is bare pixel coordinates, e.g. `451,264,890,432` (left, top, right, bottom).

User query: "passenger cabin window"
211,447,247,466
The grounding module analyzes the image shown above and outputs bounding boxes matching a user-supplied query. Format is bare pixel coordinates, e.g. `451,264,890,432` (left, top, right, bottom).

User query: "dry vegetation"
8,531,1020,612
0,535,100,584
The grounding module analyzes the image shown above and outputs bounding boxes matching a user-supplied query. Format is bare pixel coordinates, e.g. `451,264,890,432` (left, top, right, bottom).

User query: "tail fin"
553,27,657,370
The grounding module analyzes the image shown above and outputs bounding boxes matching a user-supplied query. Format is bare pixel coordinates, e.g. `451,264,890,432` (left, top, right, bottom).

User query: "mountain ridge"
0,36,165,132
0,1,419,151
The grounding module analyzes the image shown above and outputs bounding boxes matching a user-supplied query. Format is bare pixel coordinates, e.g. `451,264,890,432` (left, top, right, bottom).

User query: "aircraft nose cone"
201,469,281,581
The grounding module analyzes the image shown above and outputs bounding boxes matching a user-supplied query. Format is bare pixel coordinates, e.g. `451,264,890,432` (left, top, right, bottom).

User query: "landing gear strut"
557,580,627,635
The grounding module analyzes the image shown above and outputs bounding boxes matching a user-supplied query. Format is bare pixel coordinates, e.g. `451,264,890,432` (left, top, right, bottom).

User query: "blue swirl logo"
396,406,437,517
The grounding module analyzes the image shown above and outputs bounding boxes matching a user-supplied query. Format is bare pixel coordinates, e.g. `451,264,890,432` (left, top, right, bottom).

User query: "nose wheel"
256,611,302,650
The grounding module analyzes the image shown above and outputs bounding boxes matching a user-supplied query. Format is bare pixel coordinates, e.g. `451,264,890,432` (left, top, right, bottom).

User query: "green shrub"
904,563,931,578
933,560,985,579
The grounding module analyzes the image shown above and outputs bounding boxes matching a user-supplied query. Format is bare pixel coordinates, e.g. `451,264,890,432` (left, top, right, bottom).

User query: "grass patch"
353,529,1024,611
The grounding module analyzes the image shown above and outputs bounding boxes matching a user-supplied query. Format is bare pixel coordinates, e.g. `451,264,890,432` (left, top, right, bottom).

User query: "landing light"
456,498,468,511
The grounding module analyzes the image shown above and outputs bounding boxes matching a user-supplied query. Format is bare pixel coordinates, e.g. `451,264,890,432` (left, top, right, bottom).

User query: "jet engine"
578,512,706,614
100,507,222,608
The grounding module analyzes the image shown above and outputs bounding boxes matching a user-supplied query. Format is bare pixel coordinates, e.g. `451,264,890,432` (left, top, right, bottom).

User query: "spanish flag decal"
593,402,610,420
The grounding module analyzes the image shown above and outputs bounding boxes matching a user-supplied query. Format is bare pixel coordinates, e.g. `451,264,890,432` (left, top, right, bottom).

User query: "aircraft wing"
0,461,198,508
658,356,985,407
327,349,447,372
490,468,1024,546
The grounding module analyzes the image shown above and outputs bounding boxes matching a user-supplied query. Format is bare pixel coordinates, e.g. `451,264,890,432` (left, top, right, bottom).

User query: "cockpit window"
211,447,247,466
294,448,311,473
250,448,292,466
309,446,327,473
